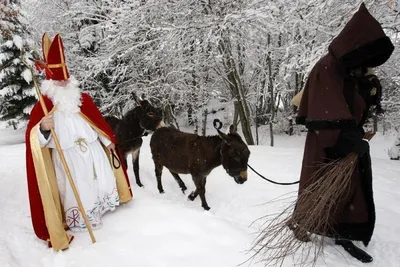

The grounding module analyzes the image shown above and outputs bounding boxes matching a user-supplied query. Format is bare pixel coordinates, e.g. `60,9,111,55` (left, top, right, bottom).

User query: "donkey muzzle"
234,170,247,184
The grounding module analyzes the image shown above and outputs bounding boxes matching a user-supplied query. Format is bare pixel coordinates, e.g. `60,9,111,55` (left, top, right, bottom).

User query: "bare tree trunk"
203,2,253,144
218,34,254,145
288,117,293,136
187,104,194,126
255,84,262,144
268,122,275,145
164,104,180,130
202,108,208,136
255,107,259,145
164,105,173,125
267,51,275,147
171,110,180,131
373,115,378,133
233,101,239,126
194,116,199,134
383,118,387,135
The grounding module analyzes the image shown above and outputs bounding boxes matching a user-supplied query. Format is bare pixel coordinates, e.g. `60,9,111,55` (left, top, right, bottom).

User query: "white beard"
40,76,82,113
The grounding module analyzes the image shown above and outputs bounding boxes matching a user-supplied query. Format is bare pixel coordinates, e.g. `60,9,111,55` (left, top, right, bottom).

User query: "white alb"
37,76,119,231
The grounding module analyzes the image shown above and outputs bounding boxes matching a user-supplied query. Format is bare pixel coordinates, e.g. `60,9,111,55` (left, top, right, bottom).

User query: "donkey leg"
132,149,143,187
154,162,164,194
188,190,199,201
188,175,199,201
192,176,210,210
198,178,210,210
169,171,187,194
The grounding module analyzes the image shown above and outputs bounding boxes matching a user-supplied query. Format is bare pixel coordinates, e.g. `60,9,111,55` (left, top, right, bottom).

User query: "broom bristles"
246,132,375,267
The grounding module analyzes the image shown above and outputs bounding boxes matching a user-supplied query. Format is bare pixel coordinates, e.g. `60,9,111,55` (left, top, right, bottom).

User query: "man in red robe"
25,33,133,251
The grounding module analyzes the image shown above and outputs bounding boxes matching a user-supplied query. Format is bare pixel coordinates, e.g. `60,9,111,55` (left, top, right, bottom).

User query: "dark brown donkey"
150,119,250,210
105,98,163,187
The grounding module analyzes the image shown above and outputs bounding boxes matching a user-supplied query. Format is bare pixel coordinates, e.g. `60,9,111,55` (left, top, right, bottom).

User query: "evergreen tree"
0,0,36,129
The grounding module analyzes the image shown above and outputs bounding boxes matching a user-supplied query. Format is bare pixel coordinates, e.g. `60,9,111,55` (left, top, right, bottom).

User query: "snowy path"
0,128,399,267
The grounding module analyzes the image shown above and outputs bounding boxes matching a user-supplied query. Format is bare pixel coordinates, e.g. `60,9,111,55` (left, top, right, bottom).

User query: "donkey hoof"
188,192,196,201
181,187,187,194
202,205,211,211
137,182,144,187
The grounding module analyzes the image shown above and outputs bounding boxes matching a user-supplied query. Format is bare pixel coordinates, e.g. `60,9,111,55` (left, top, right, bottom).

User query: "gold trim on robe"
30,122,71,250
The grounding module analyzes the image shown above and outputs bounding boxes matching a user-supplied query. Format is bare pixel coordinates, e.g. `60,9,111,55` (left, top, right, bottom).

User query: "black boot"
335,239,373,263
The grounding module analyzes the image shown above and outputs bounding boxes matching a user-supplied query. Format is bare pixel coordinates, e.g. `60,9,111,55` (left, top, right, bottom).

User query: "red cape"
25,93,132,246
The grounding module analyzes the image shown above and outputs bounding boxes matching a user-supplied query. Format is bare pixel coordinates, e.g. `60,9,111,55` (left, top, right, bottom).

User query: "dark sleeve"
325,127,369,159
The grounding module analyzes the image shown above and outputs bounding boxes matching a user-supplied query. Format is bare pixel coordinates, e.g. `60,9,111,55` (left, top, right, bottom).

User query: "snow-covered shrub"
388,135,400,160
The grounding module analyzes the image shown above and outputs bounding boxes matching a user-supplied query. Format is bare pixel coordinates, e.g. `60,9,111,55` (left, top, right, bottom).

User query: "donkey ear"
131,92,142,106
229,124,237,134
217,130,230,143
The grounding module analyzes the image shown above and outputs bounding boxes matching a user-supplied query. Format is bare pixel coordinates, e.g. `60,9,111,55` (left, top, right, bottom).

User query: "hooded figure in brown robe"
292,3,394,263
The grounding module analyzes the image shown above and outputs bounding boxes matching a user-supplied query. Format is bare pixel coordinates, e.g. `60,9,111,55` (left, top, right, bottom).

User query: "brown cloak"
295,3,394,246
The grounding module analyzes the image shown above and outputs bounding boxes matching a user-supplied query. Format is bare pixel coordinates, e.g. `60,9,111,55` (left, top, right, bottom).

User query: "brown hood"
296,3,394,130
328,3,394,69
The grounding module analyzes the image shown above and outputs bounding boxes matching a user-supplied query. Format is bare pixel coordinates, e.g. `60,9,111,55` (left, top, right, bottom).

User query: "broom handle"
22,56,96,244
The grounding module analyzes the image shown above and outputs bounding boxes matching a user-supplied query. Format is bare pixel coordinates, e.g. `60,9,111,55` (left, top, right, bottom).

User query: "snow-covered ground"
0,126,399,267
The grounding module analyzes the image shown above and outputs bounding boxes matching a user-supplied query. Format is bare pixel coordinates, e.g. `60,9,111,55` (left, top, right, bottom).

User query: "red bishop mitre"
40,33,70,81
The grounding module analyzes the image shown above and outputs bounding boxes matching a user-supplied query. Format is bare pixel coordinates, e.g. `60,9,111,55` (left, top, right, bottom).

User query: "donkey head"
216,122,250,184
135,99,164,131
